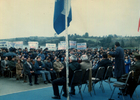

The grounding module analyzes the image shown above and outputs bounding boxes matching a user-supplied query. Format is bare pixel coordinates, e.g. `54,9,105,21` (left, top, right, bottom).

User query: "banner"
7,41,23,49
13,41,23,49
28,41,38,49
46,43,56,51
0,41,8,48
7,42,16,48
58,43,66,50
60,41,66,44
69,41,76,48
77,43,87,50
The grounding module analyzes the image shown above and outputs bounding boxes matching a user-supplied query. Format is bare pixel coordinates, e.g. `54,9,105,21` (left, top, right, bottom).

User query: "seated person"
45,58,57,81
8,56,16,71
92,53,112,77
119,53,140,97
1,56,9,77
52,55,81,99
80,54,92,69
53,58,64,77
8,56,16,77
23,56,38,86
34,56,52,84
16,59,23,80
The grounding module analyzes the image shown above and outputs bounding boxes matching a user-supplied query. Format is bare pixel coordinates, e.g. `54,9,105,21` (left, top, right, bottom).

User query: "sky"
0,0,140,39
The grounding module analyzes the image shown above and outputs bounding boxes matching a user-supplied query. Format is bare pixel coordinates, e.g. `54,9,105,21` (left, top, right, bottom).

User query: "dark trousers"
27,73,38,84
52,78,66,96
50,71,57,80
127,78,138,97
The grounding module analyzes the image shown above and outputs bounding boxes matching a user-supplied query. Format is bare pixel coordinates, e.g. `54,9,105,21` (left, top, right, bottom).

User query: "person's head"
40,51,43,54
80,54,88,61
26,56,31,62
115,42,120,48
54,56,57,60
56,58,59,62
69,55,77,62
12,56,16,61
36,56,41,61
17,59,21,64
21,56,24,60
4,56,8,60
102,53,107,59
125,55,128,59
134,54,140,61
47,58,51,62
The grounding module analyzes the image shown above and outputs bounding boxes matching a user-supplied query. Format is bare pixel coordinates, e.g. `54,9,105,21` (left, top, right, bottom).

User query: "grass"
77,38,97,42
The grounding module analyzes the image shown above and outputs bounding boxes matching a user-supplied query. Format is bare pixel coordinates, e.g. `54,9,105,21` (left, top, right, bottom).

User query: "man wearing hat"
119,53,140,97
107,42,125,80
52,55,81,99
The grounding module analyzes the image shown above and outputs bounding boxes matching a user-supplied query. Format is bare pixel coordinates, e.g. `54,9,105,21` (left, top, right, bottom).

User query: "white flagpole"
65,0,69,100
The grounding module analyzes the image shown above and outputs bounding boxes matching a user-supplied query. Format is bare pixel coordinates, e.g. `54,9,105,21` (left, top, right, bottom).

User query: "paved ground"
0,76,52,96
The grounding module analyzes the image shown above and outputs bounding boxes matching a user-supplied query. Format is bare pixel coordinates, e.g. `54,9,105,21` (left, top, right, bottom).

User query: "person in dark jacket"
8,56,16,72
23,56,38,86
45,58,57,81
52,55,81,99
107,42,125,80
92,53,112,77
119,54,140,97
34,56,51,84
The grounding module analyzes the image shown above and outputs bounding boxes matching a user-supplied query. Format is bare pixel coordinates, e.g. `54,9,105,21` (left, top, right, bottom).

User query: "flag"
138,18,140,32
53,0,72,35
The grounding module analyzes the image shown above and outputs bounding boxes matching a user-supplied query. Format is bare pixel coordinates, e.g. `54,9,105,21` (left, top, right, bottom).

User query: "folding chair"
82,69,92,96
9,70,15,78
92,67,105,95
70,69,83,100
108,71,132,100
134,75,140,99
104,66,114,90
60,69,83,100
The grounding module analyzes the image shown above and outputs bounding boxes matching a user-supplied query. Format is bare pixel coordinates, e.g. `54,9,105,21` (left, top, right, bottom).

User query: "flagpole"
65,0,69,100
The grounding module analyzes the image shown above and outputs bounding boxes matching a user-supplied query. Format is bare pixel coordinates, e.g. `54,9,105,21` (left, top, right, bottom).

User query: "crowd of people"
0,42,140,99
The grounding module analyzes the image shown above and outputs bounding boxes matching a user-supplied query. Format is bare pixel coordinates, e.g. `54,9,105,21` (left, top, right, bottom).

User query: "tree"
121,39,124,47
83,32,89,38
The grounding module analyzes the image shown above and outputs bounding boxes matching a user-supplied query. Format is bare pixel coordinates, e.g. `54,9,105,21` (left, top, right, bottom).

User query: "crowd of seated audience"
0,46,139,94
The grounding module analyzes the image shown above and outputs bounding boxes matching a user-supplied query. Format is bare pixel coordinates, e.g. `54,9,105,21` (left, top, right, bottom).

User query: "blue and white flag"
53,0,72,35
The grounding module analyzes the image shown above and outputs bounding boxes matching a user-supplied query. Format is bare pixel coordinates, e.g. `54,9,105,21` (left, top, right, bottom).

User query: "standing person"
16,59,23,80
107,42,125,80
124,55,131,74
20,56,26,65
23,56,38,86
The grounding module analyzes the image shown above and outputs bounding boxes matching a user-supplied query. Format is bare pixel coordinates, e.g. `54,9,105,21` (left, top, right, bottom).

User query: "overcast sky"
0,0,140,39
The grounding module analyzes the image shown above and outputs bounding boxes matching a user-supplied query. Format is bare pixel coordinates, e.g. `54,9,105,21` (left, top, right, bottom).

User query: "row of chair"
109,71,140,100
64,66,140,100
60,66,114,100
